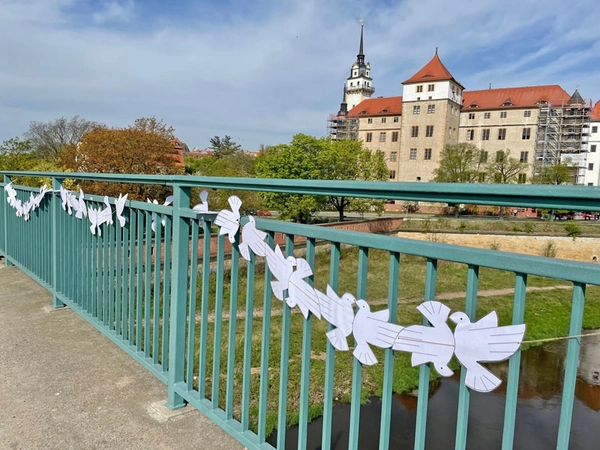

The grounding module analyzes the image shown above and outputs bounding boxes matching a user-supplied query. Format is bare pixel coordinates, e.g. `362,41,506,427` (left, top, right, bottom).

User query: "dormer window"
537,100,548,105
468,104,479,108
501,98,513,107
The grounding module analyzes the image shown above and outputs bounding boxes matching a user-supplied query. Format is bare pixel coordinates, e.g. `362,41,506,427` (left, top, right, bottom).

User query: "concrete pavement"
0,263,244,450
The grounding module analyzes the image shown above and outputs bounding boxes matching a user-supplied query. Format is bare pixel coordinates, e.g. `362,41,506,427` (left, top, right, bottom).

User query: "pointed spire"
357,20,365,65
567,88,584,106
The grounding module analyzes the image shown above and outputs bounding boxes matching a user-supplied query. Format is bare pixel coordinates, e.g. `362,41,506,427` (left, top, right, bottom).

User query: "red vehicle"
582,212,599,220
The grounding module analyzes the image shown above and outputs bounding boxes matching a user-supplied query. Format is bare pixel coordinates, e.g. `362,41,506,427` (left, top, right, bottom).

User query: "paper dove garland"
265,244,295,301
192,190,209,213
148,196,173,232
215,195,242,243
450,311,526,392
4,182,51,220
115,193,128,227
239,216,267,261
286,258,322,319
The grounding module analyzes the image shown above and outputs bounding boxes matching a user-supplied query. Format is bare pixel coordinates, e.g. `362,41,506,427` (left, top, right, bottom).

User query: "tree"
61,117,184,200
485,150,529,219
0,137,33,155
255,134,389,223
320,139,389,220
209,135,242,159
531,161,575,185
24,116,103,161
433,143,486,183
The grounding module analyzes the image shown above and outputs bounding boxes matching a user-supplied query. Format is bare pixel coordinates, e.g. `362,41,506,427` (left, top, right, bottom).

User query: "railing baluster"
226,234,240,419
257,232,275,443
186,218,200,390
212,233,226,409
144,211,153,358
109,219,115,330
136,209,144,350
115,210,123,337
556,283,586,449
276,234,295,449
502,272,527,450
298,237,316,450
51,178,64,307
241,238,256,432
349,246,369,450
167,184,190,409
161,217,172,372
122,210,130,337
321,242,341,450
414,257,437,450
128,210,137,342
379,251,400,450
198,220,212,399
152,214,162,364
455,264,479,449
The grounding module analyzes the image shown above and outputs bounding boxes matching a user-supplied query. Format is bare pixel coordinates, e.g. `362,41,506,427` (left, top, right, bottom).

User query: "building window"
409,148,417,160
427,104,435,114
520,151,528,162
522,128,531,140
381,117,387,123
413,105,420,114
393,116,399,123
498,128,506,140
427,84,435,92
496,151,505,162
426,125,434,137
480,151,488,163
389,170,396,179
411,126,419,137
416,85,423,93
366,132,372,142
593,126,598,133
391,131,399,142
500,111,507,118
390,151,397,162
589,163,594,170
592,145,597,152
380,132,386,142
484,112,491,119
524,110,531,118
424,148,432,160
367,118,373,124
482,129,490,140
518,174,527,184
466,129,474,141
468,113,475,119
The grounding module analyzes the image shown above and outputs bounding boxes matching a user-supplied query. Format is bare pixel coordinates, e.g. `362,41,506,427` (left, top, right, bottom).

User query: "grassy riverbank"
192,246,600,436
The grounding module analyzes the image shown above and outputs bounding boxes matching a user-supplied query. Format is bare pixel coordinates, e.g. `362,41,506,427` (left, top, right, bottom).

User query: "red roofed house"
330,26,593,184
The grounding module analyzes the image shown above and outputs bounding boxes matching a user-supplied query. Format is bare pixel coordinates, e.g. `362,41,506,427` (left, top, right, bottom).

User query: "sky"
2,0,600,152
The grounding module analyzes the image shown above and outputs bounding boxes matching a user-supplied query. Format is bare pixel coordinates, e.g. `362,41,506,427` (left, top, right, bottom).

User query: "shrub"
564,221,581,240
541,240,558,258
489,239,501,250
523,222,535,233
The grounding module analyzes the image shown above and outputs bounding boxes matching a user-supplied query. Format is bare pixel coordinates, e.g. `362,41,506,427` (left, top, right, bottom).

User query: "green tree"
0,137,33,155
485,150,529,219
24,115,103,161
209,135,242,159
433,143,486,183
531,161,575,185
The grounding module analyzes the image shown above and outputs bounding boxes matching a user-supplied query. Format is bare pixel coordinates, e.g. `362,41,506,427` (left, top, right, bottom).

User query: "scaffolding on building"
327,114,359,140
534,94,591,184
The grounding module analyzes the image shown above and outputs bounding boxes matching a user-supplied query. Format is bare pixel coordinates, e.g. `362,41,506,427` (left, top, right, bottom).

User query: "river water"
270,332,600,449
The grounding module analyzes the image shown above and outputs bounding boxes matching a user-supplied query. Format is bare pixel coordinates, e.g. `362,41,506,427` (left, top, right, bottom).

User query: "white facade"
584,121,600,186
402,80,463,105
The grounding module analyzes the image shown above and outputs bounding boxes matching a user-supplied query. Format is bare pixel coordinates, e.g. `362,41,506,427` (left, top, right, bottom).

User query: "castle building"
330,27,594,184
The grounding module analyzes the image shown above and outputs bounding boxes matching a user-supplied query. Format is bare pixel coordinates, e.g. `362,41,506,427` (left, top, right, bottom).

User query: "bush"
541,240,558,258
564,221,581,240
523,222,535,233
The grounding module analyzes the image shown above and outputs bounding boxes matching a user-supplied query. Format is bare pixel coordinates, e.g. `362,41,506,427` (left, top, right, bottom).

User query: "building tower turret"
344,22,375,109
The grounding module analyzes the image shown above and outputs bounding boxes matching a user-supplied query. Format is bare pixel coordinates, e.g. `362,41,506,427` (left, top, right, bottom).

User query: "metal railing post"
2,175,13,266
167,183,190,409
51,177,64,307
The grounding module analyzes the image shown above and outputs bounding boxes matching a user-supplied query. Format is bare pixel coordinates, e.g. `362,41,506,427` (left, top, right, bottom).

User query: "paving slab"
0,263,244,450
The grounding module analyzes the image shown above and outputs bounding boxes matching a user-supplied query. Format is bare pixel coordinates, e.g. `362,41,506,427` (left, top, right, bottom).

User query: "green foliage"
433,143,485,183
531,161,575,185
485,149,529,184
209,135,242,159
0,137,32,155
255,135,389,222
541,240,558,258
523,221,535,233
564,221,581,240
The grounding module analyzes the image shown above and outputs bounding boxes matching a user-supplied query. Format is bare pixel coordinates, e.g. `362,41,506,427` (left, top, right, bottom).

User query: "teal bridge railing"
1,171,600,450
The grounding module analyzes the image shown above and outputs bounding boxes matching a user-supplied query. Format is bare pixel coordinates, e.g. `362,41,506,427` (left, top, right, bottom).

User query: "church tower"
344,22,375,110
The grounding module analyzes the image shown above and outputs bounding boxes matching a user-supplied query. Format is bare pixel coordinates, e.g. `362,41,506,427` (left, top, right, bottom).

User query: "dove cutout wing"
352,300,404,366
215,195,242,243
115,193,128,227
318,286,355,351
239,216,267,261
264,244,295,301
450,311,526,393
393,301,455,377
89,208,99,235
74,189,88,219
192,190,209,213
286,258,322,319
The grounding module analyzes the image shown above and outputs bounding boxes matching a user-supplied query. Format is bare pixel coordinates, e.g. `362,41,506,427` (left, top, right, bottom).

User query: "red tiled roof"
590,100,600,121
462,85,570,111
403,53,462,87
346,96,403,117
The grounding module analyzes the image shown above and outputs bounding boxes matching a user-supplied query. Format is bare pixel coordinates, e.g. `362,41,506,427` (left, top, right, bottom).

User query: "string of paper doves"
4,185,526,393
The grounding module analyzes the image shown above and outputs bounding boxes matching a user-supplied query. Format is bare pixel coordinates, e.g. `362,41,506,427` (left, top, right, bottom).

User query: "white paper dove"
148,196,173,232
4,182,17,207
264,244,295,301
393,301,455,377
450,311,526,393
89,207,99,235
74,189,87,219
215,195,242,243
286,258,322,319
60,186,69,211
239,216,267,261
352,300,404,366
115,193,128,227
317,286,356,351
98,196,113,227
192,190,209,213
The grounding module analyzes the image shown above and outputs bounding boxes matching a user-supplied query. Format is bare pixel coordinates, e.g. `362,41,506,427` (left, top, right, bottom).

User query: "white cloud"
1,0,599,150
